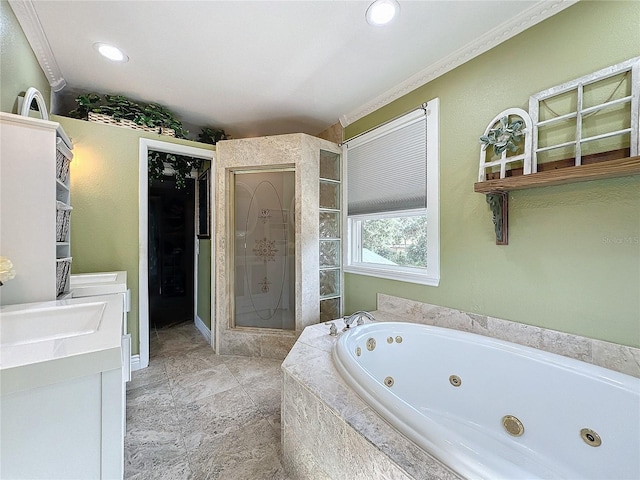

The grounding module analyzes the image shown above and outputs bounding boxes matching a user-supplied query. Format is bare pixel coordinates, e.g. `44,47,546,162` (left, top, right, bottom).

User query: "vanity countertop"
0,294,123,395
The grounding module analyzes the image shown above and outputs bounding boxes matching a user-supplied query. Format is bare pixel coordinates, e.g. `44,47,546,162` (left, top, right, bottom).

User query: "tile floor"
124,322,290,479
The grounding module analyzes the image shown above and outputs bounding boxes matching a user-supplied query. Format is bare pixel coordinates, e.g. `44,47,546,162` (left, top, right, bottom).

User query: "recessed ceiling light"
365,0,400,26
93,42,129,62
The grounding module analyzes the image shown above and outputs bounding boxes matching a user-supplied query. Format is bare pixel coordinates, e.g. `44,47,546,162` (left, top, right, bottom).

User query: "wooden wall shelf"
475,155,640,245
474,156,640,194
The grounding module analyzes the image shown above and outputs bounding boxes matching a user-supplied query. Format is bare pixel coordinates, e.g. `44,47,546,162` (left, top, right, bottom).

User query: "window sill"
345,265,440,287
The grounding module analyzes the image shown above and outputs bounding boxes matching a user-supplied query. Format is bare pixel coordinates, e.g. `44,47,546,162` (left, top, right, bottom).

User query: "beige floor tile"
127,358,167,392
187,418,283,479
125,322,287,479
179,385,263,437
164,343,224,378
169,363,241,405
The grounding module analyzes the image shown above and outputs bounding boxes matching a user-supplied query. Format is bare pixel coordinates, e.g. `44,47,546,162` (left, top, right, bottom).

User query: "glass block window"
319,150,342,321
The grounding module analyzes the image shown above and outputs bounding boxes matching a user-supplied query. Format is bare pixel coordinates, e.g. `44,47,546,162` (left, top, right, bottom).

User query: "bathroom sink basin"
0,295,123,386
69,271,127,297
0,302,106,347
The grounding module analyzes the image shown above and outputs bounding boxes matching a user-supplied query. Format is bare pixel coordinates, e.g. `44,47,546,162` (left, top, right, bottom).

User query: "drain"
384,376,394,387
366,338,376,351
449,375,462,387
580,428,602,447
502,415,524,437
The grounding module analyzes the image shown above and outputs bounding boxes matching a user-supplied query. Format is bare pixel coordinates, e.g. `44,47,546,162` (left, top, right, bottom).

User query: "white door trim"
138,138,214,369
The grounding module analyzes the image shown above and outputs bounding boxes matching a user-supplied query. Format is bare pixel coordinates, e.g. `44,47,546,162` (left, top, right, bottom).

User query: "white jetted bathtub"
333,322,640,480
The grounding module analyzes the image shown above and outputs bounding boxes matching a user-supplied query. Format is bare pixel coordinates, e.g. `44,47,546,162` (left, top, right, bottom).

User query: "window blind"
346,110,427,216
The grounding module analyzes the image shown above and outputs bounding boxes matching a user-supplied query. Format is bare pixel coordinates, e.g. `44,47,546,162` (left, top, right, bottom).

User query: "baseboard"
195,315,212,343
130,354,142,372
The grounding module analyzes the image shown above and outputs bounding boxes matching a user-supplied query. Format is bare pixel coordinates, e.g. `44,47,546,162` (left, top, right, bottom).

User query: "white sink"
69,271,127,297
0,302,106,347
0,295,123,385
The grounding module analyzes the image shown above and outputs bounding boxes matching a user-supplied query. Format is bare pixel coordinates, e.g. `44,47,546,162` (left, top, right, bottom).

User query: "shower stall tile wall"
215,134,342,359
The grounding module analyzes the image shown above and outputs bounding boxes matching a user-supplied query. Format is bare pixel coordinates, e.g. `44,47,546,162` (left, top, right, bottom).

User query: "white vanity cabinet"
0,112,73,305
0,294,125,479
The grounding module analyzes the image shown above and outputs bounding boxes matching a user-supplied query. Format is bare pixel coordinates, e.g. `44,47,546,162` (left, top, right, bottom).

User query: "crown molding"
8,0,66,92
339,0,579,128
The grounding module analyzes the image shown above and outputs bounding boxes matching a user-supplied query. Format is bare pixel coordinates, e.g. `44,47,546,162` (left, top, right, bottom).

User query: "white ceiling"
13,0,574,139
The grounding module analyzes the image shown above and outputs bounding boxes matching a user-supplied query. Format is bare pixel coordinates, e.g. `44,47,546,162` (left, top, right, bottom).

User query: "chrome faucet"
327,322,338,336
342,311,375,331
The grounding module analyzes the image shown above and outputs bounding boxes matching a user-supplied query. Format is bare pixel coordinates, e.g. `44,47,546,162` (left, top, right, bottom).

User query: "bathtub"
333,322,640,480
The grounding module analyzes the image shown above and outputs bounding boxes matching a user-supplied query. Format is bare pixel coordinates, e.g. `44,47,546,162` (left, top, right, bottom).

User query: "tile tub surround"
282,297,640,479
281,323,462,480
214,134,342,359
376,294,640,378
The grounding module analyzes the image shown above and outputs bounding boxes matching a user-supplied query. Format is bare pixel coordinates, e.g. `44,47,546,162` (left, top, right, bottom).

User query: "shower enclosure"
215,134,342,358
233,169,295,330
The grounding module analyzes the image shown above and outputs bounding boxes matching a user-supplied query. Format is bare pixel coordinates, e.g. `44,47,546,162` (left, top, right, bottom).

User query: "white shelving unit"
55,135,73,298
0,112,73,305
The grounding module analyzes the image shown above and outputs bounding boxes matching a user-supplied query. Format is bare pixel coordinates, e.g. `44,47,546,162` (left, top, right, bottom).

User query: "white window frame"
344,98,440,286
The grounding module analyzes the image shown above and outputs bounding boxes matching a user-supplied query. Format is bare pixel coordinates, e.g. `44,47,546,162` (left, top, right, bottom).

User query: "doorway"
148,176,195,330
138,139,214,370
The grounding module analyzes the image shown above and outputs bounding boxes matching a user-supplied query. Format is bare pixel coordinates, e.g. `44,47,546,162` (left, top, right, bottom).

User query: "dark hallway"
148,176,195,330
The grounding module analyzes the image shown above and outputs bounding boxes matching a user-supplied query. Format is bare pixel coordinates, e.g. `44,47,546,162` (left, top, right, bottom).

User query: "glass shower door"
233,169,295,330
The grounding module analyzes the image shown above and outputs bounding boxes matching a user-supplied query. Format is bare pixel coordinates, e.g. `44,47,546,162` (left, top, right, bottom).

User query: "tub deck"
281,321,462,480
282,307,640,480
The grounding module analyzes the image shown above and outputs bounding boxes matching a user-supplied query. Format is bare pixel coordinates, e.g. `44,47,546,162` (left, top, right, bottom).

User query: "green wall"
197,239,212,329
54,115,214,355
345,1,640,348
0,0,51,114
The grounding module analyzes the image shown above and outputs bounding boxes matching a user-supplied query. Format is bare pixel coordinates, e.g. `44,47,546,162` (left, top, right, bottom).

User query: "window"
344,98,439,286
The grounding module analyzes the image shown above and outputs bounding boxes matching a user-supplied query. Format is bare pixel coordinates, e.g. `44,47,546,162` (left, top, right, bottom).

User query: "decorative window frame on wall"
343,98,440,286
475,57,640,246
529,57,639,170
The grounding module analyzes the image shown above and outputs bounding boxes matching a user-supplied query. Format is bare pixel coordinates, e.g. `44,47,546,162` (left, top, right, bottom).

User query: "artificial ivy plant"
148,151,202,189
197,127,228,144
69,93,230,189
69,93,189,139
479,115,524,156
